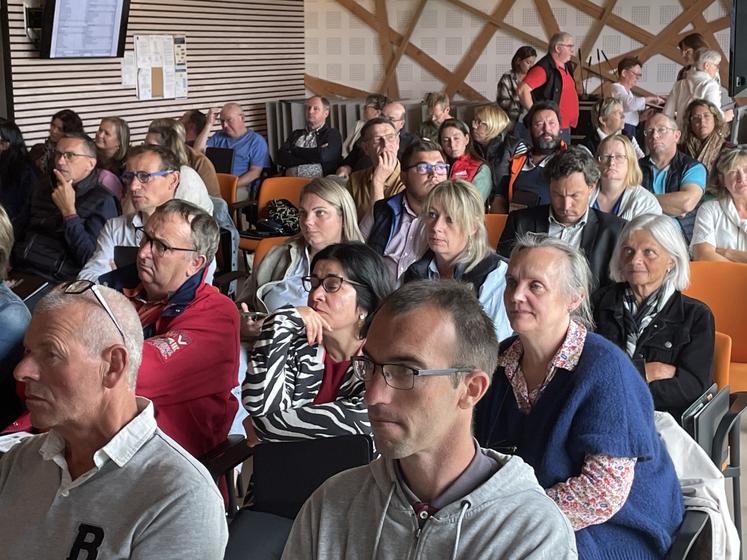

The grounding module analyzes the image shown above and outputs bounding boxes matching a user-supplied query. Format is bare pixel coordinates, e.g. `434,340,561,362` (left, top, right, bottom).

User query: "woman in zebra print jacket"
242,242,393,444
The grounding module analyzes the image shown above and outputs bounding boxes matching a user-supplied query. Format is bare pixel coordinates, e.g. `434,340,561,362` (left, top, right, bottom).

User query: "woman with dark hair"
29,108,84,175
242,242,393,445
439,118,492,201
497,46,537,129
680,99,733,174
610,57,663,137
676,33,708,81
0,119,38,225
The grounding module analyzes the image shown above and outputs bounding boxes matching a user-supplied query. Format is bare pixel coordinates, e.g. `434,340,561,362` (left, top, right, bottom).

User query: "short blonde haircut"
473,104,509,142
148,118,190,167
299,177,363,243
597,134,642,188
709,146,747,199
422,180,489,272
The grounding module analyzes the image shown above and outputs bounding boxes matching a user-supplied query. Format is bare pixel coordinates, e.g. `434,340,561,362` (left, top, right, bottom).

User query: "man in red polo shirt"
517,32,579,145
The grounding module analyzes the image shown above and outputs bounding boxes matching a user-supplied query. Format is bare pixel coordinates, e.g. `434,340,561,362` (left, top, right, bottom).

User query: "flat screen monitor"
39,0,130,59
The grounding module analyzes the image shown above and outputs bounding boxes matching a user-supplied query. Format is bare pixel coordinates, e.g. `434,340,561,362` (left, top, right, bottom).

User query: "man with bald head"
0,283,227,557
277,95,342,177
195,102,271,199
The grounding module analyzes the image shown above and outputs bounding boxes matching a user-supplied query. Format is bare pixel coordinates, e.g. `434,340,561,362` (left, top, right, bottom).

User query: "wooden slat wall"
5,0,305,145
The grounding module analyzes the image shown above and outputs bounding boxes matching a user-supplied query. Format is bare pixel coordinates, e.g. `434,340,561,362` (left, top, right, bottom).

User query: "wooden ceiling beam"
374,0,399,98
377,0,427,96
305,74,370,98
578,0,618,94
534,0,560,40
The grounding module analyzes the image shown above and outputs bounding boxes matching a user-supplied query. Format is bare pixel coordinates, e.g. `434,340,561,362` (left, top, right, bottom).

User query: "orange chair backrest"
713,331,732,390
216,173,239,205
684,261,747,362
257,177,311,218
484,214,508,250
253,236,292,269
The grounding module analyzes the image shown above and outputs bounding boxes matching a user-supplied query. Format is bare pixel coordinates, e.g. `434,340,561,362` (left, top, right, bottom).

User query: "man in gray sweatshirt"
0,283,227,559
282,280,577,559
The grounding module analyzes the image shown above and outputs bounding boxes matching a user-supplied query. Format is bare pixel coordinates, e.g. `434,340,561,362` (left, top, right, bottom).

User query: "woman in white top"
591,134,661,221
610,57,664,136
691,146,747,262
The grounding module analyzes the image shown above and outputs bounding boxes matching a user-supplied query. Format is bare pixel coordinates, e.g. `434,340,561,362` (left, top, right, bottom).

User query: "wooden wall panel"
5,0,305,145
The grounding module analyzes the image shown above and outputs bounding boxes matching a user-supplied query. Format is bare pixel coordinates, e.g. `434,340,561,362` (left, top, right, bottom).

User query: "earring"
358,314,366,322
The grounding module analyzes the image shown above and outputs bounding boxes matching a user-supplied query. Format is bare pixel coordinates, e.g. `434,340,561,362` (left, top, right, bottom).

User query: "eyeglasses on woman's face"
302,274,364,293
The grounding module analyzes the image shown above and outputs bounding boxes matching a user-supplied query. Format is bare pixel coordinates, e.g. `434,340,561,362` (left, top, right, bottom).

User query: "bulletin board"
130,34,188,100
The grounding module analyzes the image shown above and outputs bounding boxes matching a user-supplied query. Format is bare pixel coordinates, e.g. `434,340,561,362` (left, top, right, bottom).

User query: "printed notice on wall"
134,34,188,100
121,51,136,87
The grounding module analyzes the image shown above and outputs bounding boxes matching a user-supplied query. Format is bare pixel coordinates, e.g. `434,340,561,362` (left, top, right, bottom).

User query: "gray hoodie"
282,449,577,560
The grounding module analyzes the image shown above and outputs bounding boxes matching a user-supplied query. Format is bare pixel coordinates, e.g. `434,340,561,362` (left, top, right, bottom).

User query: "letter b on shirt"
67,524,104,559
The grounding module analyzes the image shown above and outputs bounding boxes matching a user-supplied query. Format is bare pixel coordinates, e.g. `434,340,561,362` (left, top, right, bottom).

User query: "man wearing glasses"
282,281,577,559
346,117,405,220
1,284,227,557
639,113,706,243
100,199,240,459
13,132,119,281
363,140,448,283
516,32,579,144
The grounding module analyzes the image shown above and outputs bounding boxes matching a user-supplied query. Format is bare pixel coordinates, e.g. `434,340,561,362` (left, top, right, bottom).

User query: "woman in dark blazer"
593,213,715,420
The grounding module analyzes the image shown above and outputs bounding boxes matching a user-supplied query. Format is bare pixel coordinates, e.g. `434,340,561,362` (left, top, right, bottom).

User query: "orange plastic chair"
683,261,747,391
484,214,508,250
253,236,292,270
239,177,311,254
216,173,239,205
713,331,732,390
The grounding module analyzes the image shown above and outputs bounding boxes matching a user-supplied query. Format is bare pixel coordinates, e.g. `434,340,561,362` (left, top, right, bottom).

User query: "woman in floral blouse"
474,234,683,559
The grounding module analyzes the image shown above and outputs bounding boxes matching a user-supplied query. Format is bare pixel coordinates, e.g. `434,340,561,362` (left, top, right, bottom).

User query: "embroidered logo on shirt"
148,330,192,360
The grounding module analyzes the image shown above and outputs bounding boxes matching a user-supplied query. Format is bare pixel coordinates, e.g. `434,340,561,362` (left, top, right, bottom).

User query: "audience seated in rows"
470,104,520,213
506,101,567,208
346,116,405,220
239,178,363,324
0,204,30,431
362,140,447,283
680,98,734,174
640,113,706,243
195,102,271,199
100,200,239,459
593,214,715,419
29,109,84,176
496,46,536,131
180,108,206,146
691,146,747,262
475,235,684,558
94,116,130,200
277,95,342,178
438,118,492,201
341,93,387,157
664,48,732,129
242,242,392,444
13,132,120,281
403,180,511,341
283,280,577,559
0,283,227,557
591,135,661,220
499,146,625,287
417,92,452,142
517,32,578,144
610,57,664,137
144,120,214,213
580,97,644,159
0,118,38,227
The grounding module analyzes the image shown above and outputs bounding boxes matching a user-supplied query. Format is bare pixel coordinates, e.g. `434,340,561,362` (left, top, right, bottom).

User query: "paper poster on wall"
134,34,188,100
121,51,136,87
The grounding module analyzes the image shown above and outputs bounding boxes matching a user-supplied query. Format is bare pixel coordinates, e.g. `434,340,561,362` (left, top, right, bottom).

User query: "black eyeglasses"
302,274,365,293
121,170,176,184
135,226,196,257
63,280,125,341
54,151,96,162
405,162,450,176
351,356,473,390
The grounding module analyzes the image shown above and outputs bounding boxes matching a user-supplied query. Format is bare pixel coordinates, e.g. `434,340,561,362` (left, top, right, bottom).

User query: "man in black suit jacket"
498,146,626,288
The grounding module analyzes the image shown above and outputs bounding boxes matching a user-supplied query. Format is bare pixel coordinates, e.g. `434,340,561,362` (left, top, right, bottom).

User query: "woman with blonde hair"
403,179,511,340
470,104,521,212
240,177,364,338
591,134,661,220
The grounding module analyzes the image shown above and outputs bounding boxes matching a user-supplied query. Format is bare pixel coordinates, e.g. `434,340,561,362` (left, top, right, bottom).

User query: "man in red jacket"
103,198,240,458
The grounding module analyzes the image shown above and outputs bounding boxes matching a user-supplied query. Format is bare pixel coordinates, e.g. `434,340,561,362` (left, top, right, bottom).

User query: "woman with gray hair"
593,213,714,418
475,232,683,558
664,48,733,129
402,179,511,341
691,145,747,261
